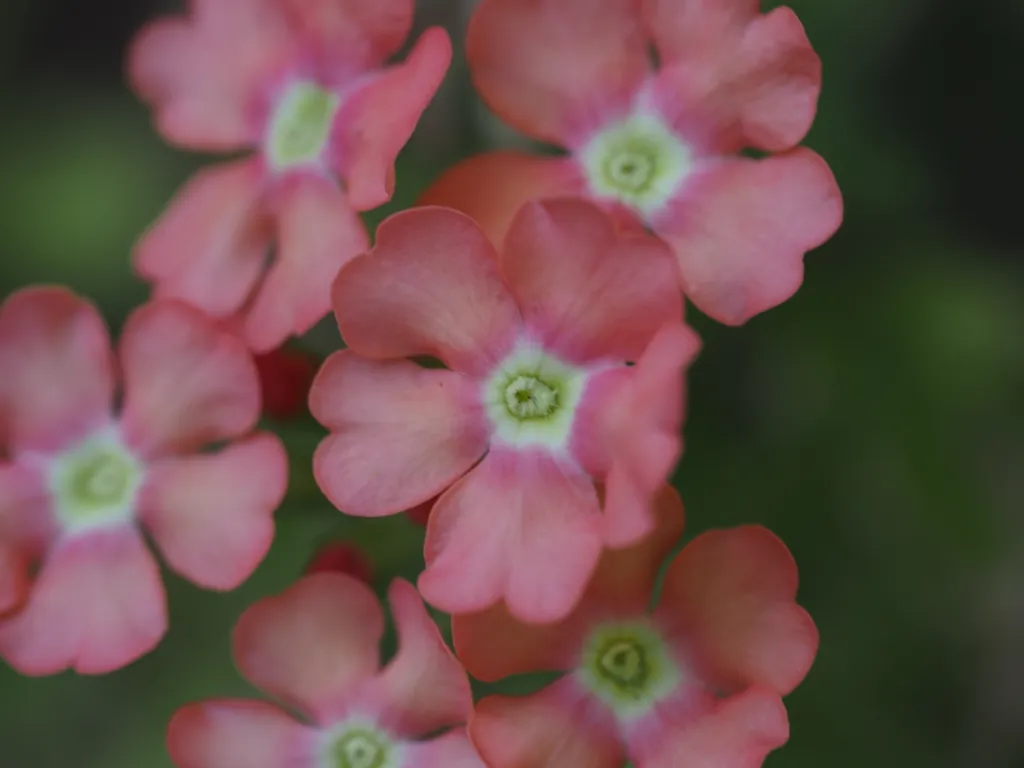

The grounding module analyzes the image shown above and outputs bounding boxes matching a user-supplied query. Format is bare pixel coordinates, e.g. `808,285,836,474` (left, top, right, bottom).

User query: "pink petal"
0,527,166,675
331,207,521,375
139,434,286,591
167,699,316,768
471,681,624,768
654,148,842,325
243,175,369,353
133,159,269,321
118,300,261,458
127,2,296,150
642,685,789,768
367,580,473,737
0,287,114,453
651,7,821,153
231,573,384,722
334,26,452,211
400,730,488,768
0,461,56,601
501,199,682,365
419,449,603,623
418,152,583,249
657,526,819,696
642,0,758,66
283,0,414,67
0,543,29,616
310,352,489,517
467,0,651,145
600,323,701,547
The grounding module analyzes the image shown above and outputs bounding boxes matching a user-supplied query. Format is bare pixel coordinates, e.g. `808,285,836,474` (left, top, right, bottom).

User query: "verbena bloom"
0,287,287,675
128,0,452,352
310,199,700,623
168,573,485,768
453,487,819,768
420,0,843,325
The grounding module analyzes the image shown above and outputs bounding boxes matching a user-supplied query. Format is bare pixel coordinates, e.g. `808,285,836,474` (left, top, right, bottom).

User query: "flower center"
578,112,693,220
578,621,682,719
50,433,142,532
331,730,388,768
266,81,341,171
484,345,587,449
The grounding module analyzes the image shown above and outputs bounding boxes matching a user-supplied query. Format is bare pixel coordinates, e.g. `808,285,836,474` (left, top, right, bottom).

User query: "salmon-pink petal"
284,0,414,67
139,434,286,591
0,527,166,675
119,300,261,458
127,3,295,150
467,0,651,145
420,450,603,623
167,699,316,768
471,682,624,768
335,27,452,211
0,287,113,452
331,207,521,375
134,159,268,320
0,544,29,615
601,324,700,546
400,730,487,768
0,461,54,550
657,526,818,696
310,352,489,517
655,149,842,325
367,580,472,737
652,8,821,153
243,175,369,353
642,0,758,65
642,686,789,768
501,199,682,365
417,152,583,248
232,573,384,721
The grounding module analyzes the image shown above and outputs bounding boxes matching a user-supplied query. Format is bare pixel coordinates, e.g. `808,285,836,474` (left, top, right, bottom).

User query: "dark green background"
1,0,1023,766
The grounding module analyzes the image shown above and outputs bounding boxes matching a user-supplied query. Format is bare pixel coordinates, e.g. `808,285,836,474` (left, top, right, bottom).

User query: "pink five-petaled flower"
0,287,287,675
309,199,700,623
420,0,843,325
128,0,452,353
167,573,486,768
453,487,819,768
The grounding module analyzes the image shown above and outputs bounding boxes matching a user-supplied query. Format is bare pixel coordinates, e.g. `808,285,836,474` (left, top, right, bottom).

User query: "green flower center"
266,81,341,170
326,728,393,768
504,374,560,419
579,112,693,219
578,621,682,719
51,435,142,530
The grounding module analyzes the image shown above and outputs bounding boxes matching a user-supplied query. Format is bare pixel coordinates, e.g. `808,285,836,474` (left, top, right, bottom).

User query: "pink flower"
453,487,819,768
0,287,287,675
128,0,453,352
167,573,486,768
310,199,700,623
420,0,843,325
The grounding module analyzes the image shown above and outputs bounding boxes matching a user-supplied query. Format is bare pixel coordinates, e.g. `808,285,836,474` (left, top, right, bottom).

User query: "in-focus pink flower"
128,0,453,352
168,573,485,768
420,0,843,325
310,199,700,623
255,345,320,421
305,540,373,584
0,287,287,675
453,487,819,768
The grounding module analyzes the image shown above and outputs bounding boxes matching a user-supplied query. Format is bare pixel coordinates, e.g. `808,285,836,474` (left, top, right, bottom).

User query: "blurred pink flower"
128,0,452,352
0,287,287,674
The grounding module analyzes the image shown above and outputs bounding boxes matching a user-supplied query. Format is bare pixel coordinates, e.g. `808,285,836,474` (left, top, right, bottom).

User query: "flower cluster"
0,0,838,766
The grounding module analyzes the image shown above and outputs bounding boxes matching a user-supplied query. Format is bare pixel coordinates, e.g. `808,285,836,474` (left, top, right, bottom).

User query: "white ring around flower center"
578,111,693,220
266,81,342,172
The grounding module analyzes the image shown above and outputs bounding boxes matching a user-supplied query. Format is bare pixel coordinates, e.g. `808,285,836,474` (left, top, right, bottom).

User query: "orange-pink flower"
128,0,452,352
421,0,843,325
453,487,819,768
310,199,700,623
0,287,287,674
167,573,485,768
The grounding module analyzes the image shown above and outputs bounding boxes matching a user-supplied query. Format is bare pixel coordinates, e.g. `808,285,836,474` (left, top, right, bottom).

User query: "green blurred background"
2,0,1023,765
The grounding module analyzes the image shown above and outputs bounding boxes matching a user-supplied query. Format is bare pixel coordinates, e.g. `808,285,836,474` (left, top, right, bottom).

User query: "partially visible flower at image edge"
453,486,819,767
421,0,843,325
167,572,486,768
0,286,287,675
128,0,452,352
